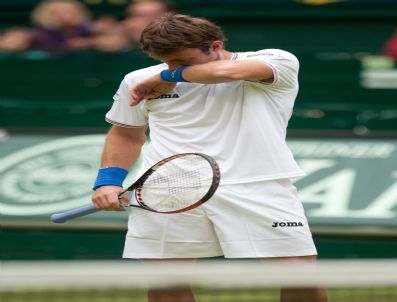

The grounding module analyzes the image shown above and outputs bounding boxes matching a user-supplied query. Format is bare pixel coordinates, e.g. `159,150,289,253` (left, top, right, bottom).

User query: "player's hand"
130,74,176,106
92,186,127,211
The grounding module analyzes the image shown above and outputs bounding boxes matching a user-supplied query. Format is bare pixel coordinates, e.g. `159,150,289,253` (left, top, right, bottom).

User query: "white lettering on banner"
299,169,357,217
353,181,397,218
298,161,397,219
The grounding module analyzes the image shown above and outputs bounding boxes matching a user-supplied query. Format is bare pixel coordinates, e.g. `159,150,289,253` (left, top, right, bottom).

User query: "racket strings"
146,170,204,194
139,155,214,212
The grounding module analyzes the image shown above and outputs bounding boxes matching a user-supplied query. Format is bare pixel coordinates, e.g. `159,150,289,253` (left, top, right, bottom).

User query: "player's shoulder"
123,63,167,85
243,49,299,64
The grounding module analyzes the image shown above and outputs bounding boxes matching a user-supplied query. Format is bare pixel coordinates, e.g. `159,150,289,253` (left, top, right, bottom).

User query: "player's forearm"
181,60,273,84
100,126,146,169
131,60,274,105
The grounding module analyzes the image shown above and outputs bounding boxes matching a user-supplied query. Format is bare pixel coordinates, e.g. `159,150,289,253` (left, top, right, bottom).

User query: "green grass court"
3,287,397,302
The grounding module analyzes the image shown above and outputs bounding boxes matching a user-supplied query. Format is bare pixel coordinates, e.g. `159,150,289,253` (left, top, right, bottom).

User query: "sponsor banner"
289,139,397,228
0,134,396,229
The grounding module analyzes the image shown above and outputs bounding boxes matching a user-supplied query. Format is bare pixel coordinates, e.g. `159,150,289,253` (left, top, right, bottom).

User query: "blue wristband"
93,167,128,190
160,66,189,82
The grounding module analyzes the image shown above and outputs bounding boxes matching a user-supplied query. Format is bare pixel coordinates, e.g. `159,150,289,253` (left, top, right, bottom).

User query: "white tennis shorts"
122,179,317,259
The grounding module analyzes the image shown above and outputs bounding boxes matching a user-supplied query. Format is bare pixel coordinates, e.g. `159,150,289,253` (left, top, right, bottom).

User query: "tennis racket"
50,153,220,223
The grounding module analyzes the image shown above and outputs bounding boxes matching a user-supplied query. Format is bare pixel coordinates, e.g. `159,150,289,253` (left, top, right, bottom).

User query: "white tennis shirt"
106,49,305,184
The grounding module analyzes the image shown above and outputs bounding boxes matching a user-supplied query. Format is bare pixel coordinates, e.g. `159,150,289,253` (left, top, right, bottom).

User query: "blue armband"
93,167,128,190
160,66,189,82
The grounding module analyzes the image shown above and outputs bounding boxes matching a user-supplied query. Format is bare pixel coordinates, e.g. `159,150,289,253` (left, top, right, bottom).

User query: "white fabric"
122,179,317,258
106,49,305,184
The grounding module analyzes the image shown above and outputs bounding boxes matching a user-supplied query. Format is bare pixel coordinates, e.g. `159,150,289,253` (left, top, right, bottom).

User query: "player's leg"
148,288,195,302
262,255,328,302
144,259,196,302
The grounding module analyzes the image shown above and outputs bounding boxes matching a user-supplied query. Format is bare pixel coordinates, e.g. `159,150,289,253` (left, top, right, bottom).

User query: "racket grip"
50,204,99,223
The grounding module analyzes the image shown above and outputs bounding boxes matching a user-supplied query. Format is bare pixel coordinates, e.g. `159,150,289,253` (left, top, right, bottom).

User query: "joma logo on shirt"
153,93,180,100
272,222,304,228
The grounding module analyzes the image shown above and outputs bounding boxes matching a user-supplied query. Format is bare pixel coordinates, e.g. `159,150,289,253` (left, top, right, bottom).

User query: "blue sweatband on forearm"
93,167,128,190
160,66,189,82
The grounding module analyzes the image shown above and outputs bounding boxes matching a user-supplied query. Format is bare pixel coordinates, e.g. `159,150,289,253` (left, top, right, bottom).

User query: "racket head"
131,153,220,214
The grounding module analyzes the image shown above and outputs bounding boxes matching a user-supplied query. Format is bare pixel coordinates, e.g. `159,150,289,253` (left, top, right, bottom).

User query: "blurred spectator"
382,28,397,60
123,0,174,47
1,0,174,55
91,24,132,53
31,0,94,53
0,27,34,52
91,15,120,35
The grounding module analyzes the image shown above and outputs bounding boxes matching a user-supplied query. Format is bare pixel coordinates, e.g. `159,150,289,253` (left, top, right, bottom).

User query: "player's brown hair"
140,13,226,54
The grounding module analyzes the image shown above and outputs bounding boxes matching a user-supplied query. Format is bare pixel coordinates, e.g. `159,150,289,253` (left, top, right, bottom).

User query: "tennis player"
92,13,328,302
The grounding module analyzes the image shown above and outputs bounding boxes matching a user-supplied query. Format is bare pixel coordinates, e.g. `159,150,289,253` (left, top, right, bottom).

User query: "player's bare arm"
130,59,273,105
182,59,274,84
92,125,146,211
